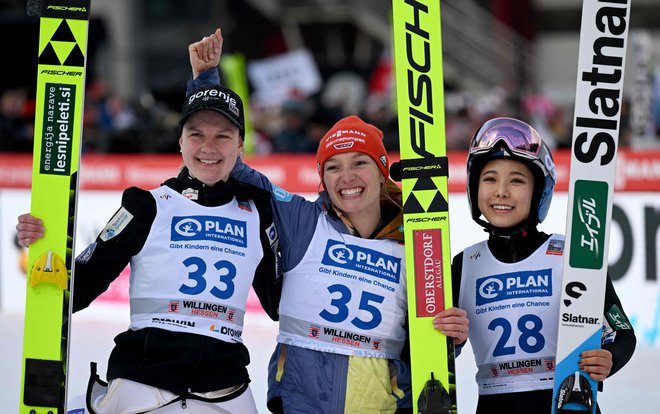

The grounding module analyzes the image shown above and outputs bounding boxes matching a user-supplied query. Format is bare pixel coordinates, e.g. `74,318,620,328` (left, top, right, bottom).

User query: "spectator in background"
302,103,341,153
363,92,399,152
654,69,660,139
321,71,368,118
270,94,313,153
0,88,34,151
445,106,474,151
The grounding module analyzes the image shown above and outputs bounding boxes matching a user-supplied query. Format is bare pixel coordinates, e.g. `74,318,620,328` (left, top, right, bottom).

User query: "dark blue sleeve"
232,158,321,273
187,68,221,95
602,274,636,378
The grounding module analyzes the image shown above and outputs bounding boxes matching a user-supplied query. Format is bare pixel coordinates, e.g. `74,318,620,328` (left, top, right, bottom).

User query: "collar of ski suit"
162,167,270,207
487,226,550,264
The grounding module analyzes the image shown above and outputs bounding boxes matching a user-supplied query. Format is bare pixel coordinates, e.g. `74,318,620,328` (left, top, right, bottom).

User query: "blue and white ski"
552,1,632,413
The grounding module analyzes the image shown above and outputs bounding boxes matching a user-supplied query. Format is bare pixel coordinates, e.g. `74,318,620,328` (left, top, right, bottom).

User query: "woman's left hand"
432,307,469,345
189,28,223,79
579,349,613,381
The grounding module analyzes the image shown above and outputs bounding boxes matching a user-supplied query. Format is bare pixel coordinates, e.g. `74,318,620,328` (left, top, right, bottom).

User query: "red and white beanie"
316,115,389,180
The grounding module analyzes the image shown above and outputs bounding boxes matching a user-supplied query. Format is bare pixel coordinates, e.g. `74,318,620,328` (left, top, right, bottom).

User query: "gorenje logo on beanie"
180,85,245,135
187,88,240,117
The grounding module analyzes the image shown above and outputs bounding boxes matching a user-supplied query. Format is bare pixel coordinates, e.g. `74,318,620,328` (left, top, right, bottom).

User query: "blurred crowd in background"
2,71,658,155
2,0,660,155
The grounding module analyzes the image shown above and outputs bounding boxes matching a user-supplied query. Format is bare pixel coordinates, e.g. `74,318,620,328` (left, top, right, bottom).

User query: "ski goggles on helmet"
469,117,542,161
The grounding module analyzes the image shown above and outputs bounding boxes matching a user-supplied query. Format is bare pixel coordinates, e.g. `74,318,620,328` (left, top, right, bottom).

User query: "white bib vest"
460,235,565,394
278,216,407,358
129,186,263,343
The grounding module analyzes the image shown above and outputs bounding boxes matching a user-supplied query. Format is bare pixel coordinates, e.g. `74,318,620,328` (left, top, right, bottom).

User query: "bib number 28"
489,314,545,356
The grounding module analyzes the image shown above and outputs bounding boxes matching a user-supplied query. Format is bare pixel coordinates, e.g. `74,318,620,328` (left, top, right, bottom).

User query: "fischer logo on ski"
20,0,91,412
392,0,456,412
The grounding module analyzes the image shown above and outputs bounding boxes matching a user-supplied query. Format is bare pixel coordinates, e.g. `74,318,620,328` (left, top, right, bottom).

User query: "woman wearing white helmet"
435,117,636,413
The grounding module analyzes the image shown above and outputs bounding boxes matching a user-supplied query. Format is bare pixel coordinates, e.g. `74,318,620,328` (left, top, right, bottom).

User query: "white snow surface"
2,306,657,412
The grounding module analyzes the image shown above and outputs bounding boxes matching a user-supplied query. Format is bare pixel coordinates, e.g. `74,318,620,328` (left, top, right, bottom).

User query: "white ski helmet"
466,117,556,227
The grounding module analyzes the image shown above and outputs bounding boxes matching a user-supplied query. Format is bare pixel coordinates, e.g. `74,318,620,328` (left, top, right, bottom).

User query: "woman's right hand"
16,213,45,247
433,307,469,345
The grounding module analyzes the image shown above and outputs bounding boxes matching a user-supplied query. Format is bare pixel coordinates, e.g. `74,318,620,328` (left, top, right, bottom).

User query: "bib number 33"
179,256,236,299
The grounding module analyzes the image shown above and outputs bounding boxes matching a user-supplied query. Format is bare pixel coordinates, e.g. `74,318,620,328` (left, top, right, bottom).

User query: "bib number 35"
320,284,384,330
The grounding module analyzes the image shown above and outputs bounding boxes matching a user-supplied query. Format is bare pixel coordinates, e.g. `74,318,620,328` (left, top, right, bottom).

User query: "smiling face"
323,151,384,221
477,158,534,229
179,110,243,186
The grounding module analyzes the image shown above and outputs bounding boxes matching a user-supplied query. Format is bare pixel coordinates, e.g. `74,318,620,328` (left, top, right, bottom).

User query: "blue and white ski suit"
232,159,412,414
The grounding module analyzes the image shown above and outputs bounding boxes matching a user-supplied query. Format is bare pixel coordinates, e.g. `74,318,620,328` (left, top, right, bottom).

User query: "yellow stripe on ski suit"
345,356,405,413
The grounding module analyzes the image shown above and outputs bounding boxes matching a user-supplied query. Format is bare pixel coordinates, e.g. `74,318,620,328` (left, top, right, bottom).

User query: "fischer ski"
391,1,456,413
552,1,632,413
20,0,90,413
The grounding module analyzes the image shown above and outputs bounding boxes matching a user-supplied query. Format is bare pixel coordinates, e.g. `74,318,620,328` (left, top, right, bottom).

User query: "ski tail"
417,369,454,414
554,371,595,413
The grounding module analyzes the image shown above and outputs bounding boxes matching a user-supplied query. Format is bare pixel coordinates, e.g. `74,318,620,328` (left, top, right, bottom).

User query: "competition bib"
460,235,565,394
279,216,407,358
129,186,262,343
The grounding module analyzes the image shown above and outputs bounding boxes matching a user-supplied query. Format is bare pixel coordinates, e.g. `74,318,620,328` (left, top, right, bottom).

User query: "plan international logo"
170,216,247,247
321,240,401,283
476,269,552,306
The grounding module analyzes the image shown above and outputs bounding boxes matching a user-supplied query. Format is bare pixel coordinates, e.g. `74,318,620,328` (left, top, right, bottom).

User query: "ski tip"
30,250,68,289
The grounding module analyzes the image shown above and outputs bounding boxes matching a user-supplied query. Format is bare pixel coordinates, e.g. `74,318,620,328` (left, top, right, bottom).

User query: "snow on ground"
2,307,658,412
